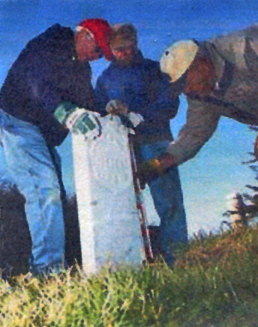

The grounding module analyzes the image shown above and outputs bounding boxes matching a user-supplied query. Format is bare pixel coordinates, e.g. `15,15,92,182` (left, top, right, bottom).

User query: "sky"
1,0,258,236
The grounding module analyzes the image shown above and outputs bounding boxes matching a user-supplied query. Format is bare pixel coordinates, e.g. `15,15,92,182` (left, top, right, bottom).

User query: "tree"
0,178,81,277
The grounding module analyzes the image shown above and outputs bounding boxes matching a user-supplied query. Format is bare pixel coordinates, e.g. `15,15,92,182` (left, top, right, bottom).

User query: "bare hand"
105,99,128,115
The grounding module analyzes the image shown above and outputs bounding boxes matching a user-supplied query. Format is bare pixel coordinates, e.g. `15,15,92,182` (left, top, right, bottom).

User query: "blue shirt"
95,52,179,141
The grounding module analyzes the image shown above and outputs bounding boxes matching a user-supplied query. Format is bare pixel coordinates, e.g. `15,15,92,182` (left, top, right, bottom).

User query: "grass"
1,226,258,326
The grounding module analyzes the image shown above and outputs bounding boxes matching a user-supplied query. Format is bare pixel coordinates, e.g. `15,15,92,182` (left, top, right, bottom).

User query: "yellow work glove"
137,153,175,188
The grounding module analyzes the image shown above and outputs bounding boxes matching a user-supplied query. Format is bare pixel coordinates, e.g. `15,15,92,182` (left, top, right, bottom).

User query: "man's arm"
166,97,221,165
138,97,221,186
29,61,96,145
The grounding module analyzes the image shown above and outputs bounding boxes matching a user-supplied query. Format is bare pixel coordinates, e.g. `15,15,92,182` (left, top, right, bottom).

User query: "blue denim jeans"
0,110,65,274
139,140,188,265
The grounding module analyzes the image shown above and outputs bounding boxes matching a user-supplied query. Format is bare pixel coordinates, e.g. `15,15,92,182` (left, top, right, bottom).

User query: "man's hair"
110,24,138,46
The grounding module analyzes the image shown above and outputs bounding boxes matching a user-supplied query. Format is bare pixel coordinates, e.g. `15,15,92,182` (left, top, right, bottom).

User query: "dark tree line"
0,183,81,276
241,126,258,217
223,127,258,228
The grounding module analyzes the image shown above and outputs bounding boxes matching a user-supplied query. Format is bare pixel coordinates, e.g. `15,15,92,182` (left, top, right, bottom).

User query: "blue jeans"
139,140,187,265
0,110,65,274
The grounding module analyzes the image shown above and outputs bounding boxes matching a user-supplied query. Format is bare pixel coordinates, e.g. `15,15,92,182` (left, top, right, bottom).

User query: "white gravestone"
72,115,157,274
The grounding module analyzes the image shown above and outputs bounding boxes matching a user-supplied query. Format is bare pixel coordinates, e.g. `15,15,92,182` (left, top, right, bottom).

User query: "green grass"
2,226,258,326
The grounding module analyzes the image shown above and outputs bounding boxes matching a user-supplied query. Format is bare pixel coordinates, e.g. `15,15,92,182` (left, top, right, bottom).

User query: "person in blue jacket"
95,23,188,266
0,18,113,275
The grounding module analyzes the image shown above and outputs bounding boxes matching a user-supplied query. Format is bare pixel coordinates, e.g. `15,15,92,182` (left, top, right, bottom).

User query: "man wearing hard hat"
139,24,258,183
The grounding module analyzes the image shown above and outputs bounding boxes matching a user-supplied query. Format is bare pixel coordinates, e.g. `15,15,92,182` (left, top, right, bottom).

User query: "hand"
127,112,144,128
105,99,128,115
54,102,102,140
54,101,77,125
68,109,101,140
137,159,163,189
118,112,144,131
137,153,176,188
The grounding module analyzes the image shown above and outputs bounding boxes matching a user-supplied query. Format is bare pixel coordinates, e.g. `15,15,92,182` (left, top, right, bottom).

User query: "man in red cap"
0,18,112,275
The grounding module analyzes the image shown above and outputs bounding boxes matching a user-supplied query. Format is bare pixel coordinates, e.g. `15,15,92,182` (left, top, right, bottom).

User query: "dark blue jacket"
0,24,96,146
95,52,179,142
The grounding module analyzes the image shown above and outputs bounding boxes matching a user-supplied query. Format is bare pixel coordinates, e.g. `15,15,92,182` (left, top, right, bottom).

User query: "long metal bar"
128,134,154,263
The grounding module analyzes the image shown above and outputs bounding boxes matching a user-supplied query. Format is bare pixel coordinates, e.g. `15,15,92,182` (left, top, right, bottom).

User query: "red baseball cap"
78,18,113,61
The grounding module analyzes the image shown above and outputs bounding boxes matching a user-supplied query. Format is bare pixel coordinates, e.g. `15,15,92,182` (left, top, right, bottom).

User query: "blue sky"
1,0,258,235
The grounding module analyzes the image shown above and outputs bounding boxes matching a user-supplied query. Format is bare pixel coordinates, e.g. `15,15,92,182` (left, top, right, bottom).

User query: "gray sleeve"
166,97,221,165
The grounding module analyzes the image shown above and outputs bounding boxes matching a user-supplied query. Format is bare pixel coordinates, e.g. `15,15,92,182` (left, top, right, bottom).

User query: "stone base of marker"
72,116,147,274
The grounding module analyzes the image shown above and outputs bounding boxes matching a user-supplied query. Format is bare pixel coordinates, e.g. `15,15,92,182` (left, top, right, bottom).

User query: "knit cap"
78,18,113,60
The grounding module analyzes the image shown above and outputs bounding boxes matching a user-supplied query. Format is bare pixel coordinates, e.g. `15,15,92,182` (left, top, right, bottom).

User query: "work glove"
118,112,144,131
137,152,176,188
66,109,101,140
127,112,144,128
105,99,128,115
54,101,101,140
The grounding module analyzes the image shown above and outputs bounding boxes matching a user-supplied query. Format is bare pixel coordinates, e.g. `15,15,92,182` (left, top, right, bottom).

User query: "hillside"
0,226,258,326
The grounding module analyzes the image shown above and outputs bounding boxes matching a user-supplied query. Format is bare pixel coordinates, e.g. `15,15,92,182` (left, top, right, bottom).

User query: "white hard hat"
160,40,199,82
